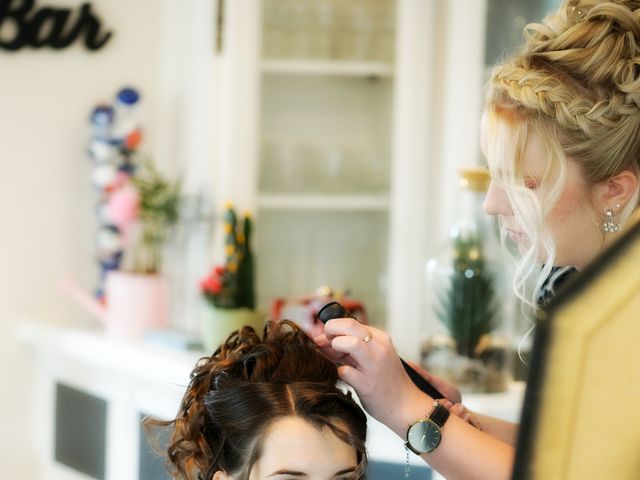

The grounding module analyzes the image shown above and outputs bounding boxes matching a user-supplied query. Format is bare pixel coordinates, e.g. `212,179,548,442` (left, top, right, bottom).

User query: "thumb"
337,364,367,390
317,345,349,364
314,334,331,348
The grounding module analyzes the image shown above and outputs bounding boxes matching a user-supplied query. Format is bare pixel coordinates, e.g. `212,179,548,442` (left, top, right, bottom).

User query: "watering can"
60,270,170,339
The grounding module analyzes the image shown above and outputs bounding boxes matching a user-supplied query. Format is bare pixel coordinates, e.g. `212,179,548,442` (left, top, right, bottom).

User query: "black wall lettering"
26,7,70,48
0,0,113,52
0,0,31,50
79,3,111,51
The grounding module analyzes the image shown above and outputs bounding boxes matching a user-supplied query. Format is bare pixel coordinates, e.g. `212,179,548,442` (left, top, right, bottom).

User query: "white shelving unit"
122,0,552,374
247,1,398,327
257,193,390,211
261,59,394,77
207,0,491,358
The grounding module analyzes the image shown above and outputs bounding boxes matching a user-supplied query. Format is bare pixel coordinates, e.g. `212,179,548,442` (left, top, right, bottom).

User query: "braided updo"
490,0,640,180
145,320,367,480
485,0,640,309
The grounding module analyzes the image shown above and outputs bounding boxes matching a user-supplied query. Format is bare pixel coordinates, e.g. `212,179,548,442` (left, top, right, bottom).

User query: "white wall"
0,0,175,475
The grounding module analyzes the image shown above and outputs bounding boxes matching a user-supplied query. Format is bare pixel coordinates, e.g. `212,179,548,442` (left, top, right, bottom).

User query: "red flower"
200,275,222,294
208,276,223,293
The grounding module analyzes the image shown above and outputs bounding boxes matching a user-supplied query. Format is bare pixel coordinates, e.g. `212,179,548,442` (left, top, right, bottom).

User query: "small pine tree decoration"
435,230,498,357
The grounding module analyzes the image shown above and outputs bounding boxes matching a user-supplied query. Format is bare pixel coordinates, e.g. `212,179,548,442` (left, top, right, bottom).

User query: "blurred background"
1,0,560,478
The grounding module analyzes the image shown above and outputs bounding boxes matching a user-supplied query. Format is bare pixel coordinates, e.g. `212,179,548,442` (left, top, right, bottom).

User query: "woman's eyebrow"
267,470,306,477
266,467,356,478
334,467,357,475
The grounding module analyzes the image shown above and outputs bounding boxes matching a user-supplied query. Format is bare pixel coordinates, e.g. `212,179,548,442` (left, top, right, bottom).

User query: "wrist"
391,388,434,438
405,399,451,455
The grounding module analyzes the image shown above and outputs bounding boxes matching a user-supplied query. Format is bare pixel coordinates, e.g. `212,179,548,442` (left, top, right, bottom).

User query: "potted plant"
102,153,181,338
199,203,263,351
126,154,181,273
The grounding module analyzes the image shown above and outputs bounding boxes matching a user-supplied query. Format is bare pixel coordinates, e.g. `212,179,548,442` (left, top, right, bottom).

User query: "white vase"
103,271,170,339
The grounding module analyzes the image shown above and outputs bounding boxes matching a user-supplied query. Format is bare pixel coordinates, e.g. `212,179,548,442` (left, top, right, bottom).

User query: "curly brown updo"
145,320,368,480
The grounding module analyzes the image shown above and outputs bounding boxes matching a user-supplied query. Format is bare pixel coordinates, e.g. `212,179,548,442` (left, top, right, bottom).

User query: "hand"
405,361,462,404
450,403,483,431
403,363,481,429
314,318,427,432
437,398,483,430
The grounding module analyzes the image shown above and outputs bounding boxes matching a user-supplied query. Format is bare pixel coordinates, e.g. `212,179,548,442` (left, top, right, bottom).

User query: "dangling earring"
603,208,620,233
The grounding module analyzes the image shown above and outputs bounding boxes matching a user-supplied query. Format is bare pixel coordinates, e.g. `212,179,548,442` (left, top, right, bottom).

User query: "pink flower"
107,183,140,228
107,181,140,245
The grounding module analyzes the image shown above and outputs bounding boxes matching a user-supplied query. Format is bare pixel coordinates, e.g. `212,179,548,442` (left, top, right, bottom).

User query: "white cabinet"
165,0,558,356
22,324,445,479
211,0,396,329
22,323,525,480
22,323,195,480
202,0,490,359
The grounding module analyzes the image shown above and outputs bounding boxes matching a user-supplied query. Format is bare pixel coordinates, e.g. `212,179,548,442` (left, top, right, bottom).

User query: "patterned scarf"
535,266,578,307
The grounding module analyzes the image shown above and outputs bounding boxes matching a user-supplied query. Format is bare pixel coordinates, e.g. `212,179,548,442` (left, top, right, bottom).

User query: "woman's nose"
483,181,512,216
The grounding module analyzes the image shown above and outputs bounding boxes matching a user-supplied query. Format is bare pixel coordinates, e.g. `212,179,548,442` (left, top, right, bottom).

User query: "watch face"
408,420,441,453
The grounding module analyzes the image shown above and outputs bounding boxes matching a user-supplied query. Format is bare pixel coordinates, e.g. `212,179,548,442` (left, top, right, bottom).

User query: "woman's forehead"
253,417,357,477
521,131,550,178
483,112,552,177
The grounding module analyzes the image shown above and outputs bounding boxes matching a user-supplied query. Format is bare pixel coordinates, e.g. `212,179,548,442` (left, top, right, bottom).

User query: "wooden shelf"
257,193,390,211
261,59,394,78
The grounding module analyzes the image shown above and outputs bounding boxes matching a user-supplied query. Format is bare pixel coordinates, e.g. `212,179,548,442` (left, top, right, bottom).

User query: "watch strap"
429,402,450,428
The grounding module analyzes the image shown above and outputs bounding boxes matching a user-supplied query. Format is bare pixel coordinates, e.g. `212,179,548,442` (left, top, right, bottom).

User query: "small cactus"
202,203,255,309
236,213,256,309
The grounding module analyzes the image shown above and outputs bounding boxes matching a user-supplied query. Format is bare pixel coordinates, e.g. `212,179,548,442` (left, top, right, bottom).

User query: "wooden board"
513,210,640,480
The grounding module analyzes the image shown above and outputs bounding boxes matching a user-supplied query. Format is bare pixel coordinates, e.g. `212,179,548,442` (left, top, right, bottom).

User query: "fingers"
337,364,368,389
314,318,383,372
329,332,377,371
467,414,483,430
321,317,371,341
439,399,454,411
446,402,483,431
314,333,332,348
451,403,465,417
316,344,349,363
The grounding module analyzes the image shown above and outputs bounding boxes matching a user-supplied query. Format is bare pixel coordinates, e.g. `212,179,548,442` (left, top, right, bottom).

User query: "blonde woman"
314,1,640,478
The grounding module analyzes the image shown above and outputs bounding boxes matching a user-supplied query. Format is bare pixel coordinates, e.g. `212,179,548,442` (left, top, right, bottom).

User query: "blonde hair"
485,0,640,313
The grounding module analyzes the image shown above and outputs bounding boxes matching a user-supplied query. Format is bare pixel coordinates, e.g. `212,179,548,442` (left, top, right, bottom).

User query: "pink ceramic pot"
103,271,170,339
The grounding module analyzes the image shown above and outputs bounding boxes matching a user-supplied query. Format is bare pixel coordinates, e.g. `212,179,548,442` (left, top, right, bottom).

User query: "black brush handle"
317,301,446,400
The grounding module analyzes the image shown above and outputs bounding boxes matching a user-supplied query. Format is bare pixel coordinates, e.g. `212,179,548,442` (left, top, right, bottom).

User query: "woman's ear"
213,471,231,480
592,169,639,211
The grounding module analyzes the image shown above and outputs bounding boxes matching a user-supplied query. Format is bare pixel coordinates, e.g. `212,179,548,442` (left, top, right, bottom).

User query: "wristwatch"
405,400,451,454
